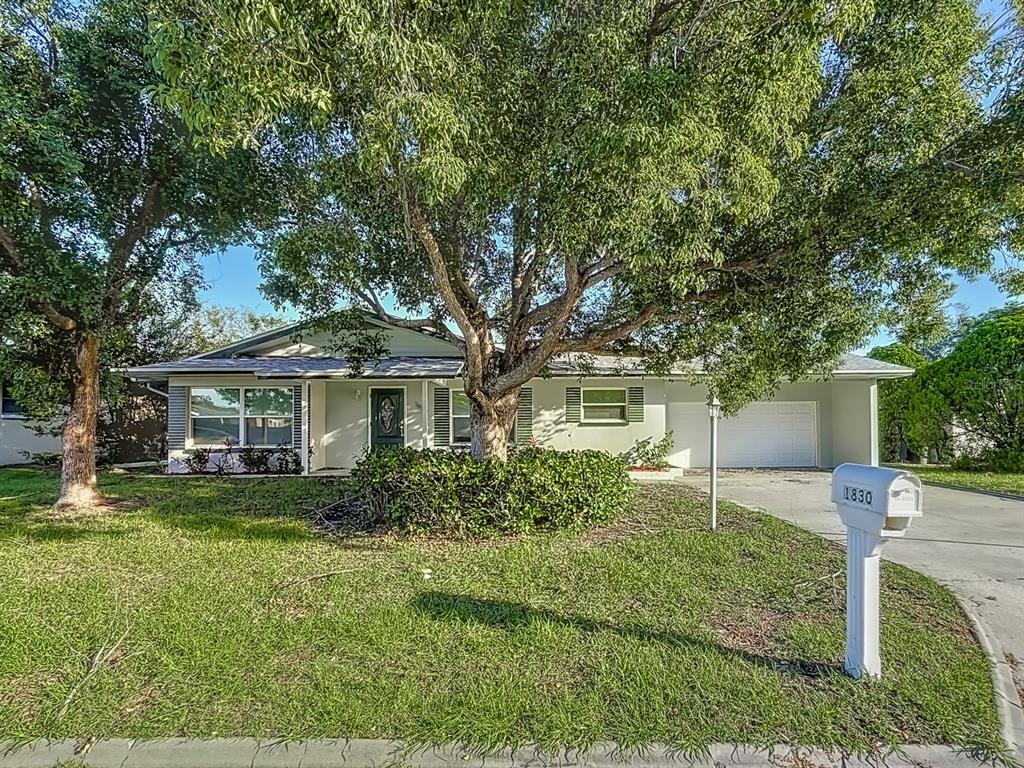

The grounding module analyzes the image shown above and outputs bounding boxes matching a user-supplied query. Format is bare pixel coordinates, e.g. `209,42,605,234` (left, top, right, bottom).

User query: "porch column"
301,381,310,474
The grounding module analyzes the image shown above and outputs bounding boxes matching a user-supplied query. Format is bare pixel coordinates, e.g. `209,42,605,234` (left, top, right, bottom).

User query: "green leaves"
146,0,1023,419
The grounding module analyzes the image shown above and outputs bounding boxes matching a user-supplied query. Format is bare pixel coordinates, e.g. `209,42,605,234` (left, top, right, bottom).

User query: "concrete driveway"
678,470,1024,662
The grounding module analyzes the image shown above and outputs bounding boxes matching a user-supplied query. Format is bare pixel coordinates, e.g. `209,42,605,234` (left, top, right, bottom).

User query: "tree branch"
0,225,78,331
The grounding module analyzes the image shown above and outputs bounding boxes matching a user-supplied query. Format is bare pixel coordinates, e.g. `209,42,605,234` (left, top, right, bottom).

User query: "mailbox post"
831,464,923,679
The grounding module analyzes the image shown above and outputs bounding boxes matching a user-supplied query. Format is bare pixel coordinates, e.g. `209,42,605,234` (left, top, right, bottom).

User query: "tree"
181,304,289,356
925,306,1024,468
868,343,929,462
149,0,1024,459
0,1,278,508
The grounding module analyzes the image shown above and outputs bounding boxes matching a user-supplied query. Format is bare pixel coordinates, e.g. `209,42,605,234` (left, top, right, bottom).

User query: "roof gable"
197,315,460,359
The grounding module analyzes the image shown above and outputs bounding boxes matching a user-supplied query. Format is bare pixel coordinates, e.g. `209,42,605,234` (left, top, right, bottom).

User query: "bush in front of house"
350,447,634,535
620,432,674,470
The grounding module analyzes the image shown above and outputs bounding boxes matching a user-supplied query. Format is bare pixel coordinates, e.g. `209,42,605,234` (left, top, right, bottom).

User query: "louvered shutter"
433,387,451,446
565,386,581,423
515,387,533,443
627,386,645,423
291,385,303,449
168,386,187,451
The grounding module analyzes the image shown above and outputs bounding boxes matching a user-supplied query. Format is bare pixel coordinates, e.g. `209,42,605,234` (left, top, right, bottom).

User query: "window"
244,388,294,446
451,391,471,444
582,388,627,423
1,384,24,418
190,386,293,447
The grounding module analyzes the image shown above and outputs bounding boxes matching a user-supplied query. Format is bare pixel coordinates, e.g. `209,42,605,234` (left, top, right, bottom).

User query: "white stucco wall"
321,379,428,469
830,379,879,466
530,378,667,455
0,417,60,465
166,374,882,472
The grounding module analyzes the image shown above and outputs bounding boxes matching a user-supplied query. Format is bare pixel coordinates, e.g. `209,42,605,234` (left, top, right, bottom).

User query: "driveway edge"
955,595,1024,759
0,739,1011,768
919,480,1024,503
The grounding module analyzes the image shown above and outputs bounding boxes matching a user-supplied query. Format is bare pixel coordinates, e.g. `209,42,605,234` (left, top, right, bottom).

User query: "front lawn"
885,463,1024,496
0,468,1003,754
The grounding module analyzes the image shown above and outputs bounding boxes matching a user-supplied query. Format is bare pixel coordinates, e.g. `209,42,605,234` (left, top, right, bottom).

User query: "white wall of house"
830,379,879,466
0,417,60,465
164,374,882,473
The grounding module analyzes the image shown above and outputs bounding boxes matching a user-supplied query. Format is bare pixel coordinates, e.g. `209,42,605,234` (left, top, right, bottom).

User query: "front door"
370,388,405,449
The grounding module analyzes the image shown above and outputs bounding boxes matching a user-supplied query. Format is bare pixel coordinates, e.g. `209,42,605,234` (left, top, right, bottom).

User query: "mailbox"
832,463,923,680
831,463,922,537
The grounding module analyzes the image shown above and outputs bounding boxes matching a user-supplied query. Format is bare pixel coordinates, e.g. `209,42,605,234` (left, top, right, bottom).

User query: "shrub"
273,446,303,475
350,447,634,535
620,432,673,469
19,450,62,468
182,447,214,474
238,445,273,474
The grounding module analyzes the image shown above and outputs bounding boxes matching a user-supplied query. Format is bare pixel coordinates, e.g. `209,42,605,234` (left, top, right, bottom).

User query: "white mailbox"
832,463,923,680
831,463,922,536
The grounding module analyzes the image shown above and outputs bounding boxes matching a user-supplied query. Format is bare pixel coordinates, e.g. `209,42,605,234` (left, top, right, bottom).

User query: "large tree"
0,1,277,508
150,0,1023,459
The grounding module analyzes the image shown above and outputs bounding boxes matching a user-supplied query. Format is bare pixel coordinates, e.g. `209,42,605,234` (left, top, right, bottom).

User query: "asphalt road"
677,470,1024,663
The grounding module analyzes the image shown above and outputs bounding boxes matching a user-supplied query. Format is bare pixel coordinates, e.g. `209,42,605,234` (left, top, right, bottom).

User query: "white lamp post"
708,397,721,531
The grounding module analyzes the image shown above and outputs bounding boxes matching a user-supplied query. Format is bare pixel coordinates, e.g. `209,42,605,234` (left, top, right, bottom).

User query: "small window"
582,388,627,423
451,391,471,444
190,387,241,446
1,384,24,418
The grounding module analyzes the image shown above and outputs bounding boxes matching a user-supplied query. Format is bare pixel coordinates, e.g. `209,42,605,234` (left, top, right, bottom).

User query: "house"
122,316,914,473
0,383,61,466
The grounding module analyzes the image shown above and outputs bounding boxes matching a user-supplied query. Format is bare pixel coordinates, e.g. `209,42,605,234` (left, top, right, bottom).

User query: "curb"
954,595,1024,760
917,480,1024,503
0,739,1009,768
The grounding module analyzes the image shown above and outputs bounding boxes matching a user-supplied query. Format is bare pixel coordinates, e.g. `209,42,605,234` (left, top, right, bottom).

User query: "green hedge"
350,447,634,535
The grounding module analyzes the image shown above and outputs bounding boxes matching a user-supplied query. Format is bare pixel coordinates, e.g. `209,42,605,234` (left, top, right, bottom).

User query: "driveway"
678,470,1024,662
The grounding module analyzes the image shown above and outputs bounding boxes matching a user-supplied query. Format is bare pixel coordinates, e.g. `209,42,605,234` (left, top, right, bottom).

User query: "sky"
201,245,1013,353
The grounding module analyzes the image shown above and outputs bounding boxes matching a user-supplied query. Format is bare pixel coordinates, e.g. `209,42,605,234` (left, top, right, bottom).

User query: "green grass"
0,468,1004,754
886,463,1024,496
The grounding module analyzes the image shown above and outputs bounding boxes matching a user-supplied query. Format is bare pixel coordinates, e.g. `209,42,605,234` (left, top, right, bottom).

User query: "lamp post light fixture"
708,397,721,531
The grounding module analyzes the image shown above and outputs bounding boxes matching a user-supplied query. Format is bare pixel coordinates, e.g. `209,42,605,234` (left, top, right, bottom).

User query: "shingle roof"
122,356,464,379
122,351,912,380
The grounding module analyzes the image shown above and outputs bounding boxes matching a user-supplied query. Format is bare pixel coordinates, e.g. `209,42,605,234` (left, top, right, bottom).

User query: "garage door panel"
668,400,817,468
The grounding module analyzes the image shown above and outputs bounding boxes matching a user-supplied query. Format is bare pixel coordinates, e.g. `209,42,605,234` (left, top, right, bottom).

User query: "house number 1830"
843,485,873,506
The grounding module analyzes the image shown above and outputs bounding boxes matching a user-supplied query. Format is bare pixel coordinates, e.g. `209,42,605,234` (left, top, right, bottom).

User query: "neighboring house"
0,383,61,466
122,316,914,474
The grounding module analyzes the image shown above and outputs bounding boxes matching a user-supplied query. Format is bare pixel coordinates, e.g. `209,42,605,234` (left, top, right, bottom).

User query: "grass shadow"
412,590,843,679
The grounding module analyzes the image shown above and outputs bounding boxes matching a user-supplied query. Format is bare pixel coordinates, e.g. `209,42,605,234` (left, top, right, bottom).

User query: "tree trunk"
57,335,105,510
468,391,519,461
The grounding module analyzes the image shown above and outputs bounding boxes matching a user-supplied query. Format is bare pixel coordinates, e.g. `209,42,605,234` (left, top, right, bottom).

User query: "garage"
667,401,818,468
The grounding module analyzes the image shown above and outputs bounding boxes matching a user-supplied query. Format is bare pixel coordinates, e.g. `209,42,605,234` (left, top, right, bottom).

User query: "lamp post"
708,397,721,531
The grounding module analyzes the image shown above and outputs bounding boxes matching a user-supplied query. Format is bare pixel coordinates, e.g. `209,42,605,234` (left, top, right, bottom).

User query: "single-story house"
121,316,913,474
0,383,60,466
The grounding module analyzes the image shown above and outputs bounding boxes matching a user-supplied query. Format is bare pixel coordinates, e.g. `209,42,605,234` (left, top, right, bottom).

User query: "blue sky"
201,245,1012,352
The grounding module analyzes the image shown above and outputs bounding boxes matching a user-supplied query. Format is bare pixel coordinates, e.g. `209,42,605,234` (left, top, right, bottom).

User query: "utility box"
832,463,923,680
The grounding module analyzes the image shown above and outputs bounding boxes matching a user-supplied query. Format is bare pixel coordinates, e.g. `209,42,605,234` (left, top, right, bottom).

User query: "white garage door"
667,401,818,468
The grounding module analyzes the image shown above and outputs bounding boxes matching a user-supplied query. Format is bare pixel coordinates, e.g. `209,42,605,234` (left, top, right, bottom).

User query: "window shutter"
292,385,303,449
515,387,533,443
433,387,451,446
168,386,187,451
565,386,581,423
627,386,645,423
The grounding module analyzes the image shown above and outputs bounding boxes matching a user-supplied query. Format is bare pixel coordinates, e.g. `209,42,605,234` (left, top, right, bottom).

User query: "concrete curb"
0,739,1011,768
917,480,1024,503
955,595,1024,760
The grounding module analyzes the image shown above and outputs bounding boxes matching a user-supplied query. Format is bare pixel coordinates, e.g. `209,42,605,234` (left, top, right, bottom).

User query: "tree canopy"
149,0,1023,457
0,0,279,506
